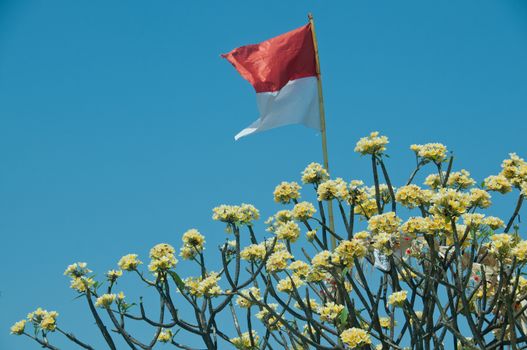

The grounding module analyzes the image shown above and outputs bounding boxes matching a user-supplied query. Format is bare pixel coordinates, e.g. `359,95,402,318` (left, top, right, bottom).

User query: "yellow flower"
95,294,116,309
262,237,287,253
10,320,26,335
184,272,222,298
501,153,527,186
413,143,447,162
424,173,444,189
379,317,396,329
266,250,293,272
483,216,504,230
306,229,317,241
118,254,142,271
238,204,260,224
332,239,368,267
266,210,294,232
311,250,333,269
395,185,432,208
368,212,401,234
410,311,424,325
275,221,301,242
70,276,95,293
40,316,57,331
447,170,475,189
430,188,470,217
469,188,492,208
521,182,527,196
512,240,527,262
354,131,389,155
240,244,267,261
149,243,178,272
317,178,349,201
318,302,344,322
372,232,392,252
276,275,304,293
490,233,514,258
106,269,122,282
387,290,407,307
26,308,59,332
256,304,282,330
292,201,316,221
294,298,319,310
354,231,370,240
182,229,205,249
462,213,485,228
158,329,173,343
354,198,378,218
305,267,328,283
301,162,329,184
230,331,259,350
273,181,301,204
288,260,310,278
150,243,175,260
484,175,512,194
180,229,205,259
212,204,259,225
236,287,261,308
212,204,240,223
64,262,91,278
400,217,430,235
340,327,372,348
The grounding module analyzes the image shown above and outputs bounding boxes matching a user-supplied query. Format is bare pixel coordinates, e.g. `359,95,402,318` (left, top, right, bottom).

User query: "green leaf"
168,271,186,292
339,307,349,325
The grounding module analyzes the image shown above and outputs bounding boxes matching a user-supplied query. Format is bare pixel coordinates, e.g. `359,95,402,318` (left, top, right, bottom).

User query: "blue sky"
1,0,527,348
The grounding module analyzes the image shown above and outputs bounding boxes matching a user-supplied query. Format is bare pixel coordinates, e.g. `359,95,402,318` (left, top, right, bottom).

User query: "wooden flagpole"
308,13,336,249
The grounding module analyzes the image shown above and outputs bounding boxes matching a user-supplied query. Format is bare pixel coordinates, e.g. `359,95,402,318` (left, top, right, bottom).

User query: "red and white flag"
222,23,321,140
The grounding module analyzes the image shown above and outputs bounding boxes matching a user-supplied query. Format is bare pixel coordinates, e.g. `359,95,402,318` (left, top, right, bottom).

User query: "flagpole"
308,13,336,249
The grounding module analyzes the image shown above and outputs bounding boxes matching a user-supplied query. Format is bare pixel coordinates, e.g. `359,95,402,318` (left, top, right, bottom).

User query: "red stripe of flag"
222,24,317,93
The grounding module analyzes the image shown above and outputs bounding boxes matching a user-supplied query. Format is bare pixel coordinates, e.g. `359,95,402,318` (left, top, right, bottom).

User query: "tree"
11,132,527,349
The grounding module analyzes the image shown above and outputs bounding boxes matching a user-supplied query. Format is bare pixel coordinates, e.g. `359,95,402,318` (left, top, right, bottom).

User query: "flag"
222,23,321,140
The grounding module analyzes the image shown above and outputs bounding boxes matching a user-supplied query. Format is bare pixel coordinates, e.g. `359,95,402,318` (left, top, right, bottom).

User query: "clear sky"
1,0,527,348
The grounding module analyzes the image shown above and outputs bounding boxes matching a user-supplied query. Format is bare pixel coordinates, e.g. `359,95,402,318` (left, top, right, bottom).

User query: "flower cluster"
158,329,173,343
275,220,301,242
447,169,475,189
340,327,372,348
266,250,293,272
301,162,329,184
27,308,59,332
230,331,259,350
411,143,448,162
240,244,267,261
317,178,349,201
118,254,142,271
95,294,116,308
149,243,178,272
273,181,301,204
354,131,389,155
184,272,222,297
291,201,316,221
212,204,260,226
236,287,261,308
395,185,432,209
388,290,408,307
64,262,95,293
430,188,470,217
180,229,205,260
318,302,344,322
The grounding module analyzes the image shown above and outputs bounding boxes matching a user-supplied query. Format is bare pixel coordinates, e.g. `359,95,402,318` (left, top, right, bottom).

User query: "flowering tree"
10,132,527,350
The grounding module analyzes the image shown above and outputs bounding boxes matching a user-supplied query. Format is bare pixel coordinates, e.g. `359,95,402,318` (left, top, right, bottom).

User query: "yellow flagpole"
308,13,336,249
